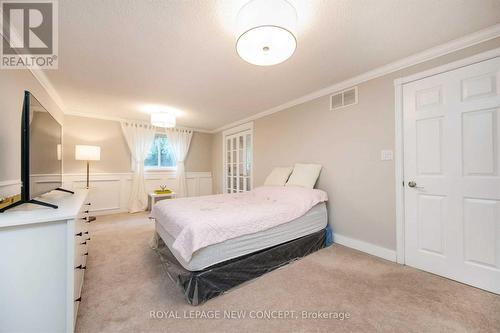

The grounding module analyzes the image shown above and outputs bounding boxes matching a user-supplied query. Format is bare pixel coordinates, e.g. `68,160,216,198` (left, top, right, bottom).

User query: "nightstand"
148,192,176,211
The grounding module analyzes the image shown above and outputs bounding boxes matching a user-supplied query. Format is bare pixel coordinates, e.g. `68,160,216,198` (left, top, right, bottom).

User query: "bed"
151,186,330,305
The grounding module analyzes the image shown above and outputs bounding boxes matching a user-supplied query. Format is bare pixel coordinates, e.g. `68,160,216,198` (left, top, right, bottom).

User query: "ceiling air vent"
330,86,358,110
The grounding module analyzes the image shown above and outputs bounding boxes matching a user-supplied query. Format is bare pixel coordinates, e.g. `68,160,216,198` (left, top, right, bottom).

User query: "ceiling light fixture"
150,111,176,128
236,0,297,66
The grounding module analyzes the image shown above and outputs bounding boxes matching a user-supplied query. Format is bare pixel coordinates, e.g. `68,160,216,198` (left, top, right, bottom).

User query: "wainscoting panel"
72,178,122,213
4,172,212,216
0,179,22,198
53,171,213,216
30,175,62,199
198,177,213,196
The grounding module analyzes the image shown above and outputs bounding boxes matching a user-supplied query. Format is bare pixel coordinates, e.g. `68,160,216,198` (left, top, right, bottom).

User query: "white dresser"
0,189,90,333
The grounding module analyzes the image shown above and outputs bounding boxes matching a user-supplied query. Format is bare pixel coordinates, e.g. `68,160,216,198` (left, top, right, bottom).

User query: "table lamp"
75,145,101,189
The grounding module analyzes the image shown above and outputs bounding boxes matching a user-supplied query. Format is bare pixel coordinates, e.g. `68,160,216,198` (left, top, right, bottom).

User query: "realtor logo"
1,0,58,69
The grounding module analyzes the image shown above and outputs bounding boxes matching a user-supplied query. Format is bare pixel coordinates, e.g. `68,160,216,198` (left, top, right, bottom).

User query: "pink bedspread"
151,186,328,262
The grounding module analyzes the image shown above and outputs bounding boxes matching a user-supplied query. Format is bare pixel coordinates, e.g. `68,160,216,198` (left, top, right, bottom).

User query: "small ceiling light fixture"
236,0,297,66
151,111,176,128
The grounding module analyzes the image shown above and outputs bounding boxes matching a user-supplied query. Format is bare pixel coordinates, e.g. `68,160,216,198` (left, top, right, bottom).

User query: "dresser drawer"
74,246,85,299
74,300,80,328
74,198,90,329
74,251,84,269
75,216,90,234
79,201,92,214
81,251,87,267
75,229,90,240
74,236,88,259
74,264,84,300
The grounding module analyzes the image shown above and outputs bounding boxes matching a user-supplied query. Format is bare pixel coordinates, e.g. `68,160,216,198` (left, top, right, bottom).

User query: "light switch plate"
381,150,393,161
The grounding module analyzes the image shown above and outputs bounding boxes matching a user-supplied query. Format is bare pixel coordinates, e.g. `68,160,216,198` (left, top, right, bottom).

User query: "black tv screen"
24,91,62,199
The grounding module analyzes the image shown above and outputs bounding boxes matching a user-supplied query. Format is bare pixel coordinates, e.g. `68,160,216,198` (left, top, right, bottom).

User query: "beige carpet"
76,213,500,333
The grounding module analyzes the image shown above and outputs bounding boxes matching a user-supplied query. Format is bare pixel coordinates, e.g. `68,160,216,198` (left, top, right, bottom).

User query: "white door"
403,56,500,294
223,129,253,193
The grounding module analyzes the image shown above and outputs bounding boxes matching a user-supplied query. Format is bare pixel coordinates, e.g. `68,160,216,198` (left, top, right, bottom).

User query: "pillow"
285,163,322,189
264,167,294,186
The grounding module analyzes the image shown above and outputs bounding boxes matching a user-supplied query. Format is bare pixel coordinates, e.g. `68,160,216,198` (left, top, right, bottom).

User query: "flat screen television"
0,91,72,213
24,91,63,199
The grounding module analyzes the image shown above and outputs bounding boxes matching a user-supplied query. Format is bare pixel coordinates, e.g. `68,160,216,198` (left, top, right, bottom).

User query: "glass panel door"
224,129,252,193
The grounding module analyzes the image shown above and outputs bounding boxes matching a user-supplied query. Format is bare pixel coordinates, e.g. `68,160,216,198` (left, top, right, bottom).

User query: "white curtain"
165,128,193,197
120,121,156,213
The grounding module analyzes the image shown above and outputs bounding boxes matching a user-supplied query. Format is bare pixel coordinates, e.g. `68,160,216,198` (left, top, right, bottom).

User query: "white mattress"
156,202,327,271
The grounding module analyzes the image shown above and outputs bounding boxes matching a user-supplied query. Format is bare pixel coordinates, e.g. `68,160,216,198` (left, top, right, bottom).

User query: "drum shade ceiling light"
151,111,176,128
236,0,297,66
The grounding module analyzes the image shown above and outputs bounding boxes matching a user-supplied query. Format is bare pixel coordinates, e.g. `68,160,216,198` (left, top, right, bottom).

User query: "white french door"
223,128,253,194
403,56,500,294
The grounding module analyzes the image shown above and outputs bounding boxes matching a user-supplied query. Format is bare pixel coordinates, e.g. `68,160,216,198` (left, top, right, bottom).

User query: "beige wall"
185,132,214,172
63,115,213,174
213,37,500,251
63,115,131,173
0,69,64,186
211,131,223,194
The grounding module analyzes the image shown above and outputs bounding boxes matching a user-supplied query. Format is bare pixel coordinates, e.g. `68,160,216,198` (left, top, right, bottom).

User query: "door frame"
393,47,500,264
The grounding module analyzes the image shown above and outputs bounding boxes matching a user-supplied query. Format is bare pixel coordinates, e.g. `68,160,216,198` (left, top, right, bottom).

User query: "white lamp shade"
151,111,176,128
57,144,62,161
236,0,297,66
75,145,101,161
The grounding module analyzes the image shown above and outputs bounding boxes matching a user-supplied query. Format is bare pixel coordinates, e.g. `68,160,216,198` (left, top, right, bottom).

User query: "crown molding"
0,23,66,112
28,68,66,112
4,21,500,135
393,46,500,86
64,109,213,134
213,23,500,133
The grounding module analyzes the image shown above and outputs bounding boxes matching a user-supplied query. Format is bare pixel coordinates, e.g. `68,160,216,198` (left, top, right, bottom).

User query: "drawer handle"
80,217,88,221
80,241,87,245
75,297,82,302
85,203,91,206
84,210,89,214
84,231,89,235
86,237,91,241
75,232,82,236
84,252,88,256
75,265,87,270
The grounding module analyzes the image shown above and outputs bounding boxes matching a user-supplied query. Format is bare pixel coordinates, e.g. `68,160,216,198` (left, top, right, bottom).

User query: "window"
144,134,176,169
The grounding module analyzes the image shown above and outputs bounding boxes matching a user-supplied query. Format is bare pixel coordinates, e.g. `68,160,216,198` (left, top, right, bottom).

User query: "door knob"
408,181,424,189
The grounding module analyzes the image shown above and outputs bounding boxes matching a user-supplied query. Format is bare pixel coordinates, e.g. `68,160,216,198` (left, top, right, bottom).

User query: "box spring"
155,228,327,305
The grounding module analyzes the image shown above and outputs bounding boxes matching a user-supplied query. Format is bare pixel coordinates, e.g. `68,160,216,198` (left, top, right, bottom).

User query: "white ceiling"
48,0,500,130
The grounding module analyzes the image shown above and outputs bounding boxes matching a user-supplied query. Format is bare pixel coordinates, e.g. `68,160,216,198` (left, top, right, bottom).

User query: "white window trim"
144,166,177,172
222,122,254,194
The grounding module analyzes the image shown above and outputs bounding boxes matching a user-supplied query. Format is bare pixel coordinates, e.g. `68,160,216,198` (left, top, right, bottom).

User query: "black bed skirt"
155,228,327,305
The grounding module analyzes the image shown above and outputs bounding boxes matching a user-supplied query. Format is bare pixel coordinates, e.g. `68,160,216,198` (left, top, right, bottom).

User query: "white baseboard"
333,234,397,262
